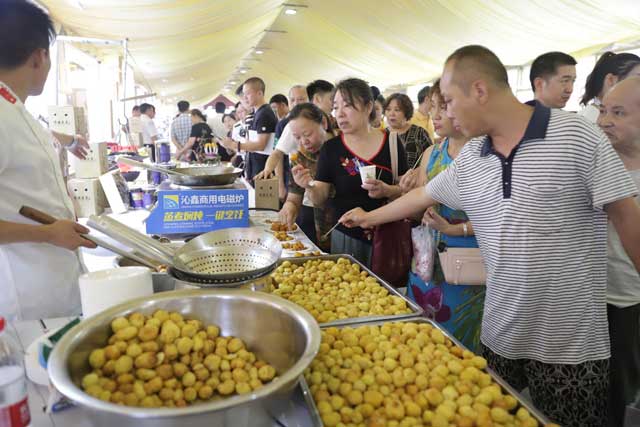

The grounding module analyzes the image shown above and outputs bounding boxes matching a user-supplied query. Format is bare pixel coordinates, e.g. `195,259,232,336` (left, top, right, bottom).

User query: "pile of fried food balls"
271,258,413,324
81,310,277,408
305,322,560,427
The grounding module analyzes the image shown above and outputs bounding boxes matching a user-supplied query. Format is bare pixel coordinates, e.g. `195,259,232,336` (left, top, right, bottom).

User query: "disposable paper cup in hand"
79,267,153,318
359,165,376,184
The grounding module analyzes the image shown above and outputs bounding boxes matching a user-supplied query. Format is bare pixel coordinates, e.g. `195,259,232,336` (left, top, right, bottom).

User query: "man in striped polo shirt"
341,45,640,426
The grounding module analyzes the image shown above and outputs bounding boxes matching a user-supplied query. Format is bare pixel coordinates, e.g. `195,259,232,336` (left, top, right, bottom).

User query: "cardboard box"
48,105,87,135
70,141,109,178
254,177,279,211
67,178,107,218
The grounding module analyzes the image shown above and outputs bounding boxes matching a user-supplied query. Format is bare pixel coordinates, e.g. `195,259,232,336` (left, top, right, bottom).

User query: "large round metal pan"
118,157,243,187
168,166,243,187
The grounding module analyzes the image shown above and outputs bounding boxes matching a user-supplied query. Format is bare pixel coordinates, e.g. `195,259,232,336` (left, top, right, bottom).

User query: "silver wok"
118,157,243,187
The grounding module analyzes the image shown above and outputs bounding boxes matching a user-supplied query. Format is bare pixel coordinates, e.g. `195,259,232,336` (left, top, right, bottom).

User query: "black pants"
296,205,317,245
608,303,640,427
482,345,609,427
245,152,269,187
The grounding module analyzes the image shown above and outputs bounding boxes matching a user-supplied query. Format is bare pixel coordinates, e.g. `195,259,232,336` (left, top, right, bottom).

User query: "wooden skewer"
321,220,342,239
412,150,426,170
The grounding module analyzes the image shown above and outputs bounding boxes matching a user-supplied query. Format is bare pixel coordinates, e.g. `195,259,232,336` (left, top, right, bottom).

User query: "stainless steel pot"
47,290,320,427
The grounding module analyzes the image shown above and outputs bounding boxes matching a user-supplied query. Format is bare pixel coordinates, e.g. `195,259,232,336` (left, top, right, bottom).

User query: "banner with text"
146,189,249,235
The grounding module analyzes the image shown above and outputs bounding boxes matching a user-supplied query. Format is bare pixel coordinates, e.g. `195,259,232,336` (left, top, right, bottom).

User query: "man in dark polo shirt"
341,45,640,427
222,77,277,185
529,51,577,109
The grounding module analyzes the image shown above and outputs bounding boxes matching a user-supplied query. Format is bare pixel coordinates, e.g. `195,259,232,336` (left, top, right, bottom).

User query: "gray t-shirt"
607,169,640,308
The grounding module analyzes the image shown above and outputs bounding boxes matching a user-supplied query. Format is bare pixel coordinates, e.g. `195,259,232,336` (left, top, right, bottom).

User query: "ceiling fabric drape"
40,0,640,105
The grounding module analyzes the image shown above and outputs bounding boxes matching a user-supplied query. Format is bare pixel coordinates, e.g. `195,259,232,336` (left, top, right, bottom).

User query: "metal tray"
272,254,424,327
300,317,552,426
270,379,323,427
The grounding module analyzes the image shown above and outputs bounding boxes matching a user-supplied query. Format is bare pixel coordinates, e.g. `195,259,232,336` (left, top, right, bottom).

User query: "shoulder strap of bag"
389,131,399,184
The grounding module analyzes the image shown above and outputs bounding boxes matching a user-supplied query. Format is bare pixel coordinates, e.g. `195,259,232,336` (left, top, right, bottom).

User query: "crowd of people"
151,48,640,426
2,1,640,426
338,47,640,427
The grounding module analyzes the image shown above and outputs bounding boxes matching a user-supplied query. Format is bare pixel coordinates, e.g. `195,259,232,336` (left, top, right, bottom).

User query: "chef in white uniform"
0,0,95,321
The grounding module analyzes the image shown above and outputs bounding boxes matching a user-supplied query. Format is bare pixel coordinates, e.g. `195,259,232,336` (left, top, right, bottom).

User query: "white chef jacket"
0,82,81,321
140,114,159,145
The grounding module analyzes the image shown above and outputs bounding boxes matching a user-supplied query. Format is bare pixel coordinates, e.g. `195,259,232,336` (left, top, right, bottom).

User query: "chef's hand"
422,207,452,234
291,164,314,189
339,208,372,229
67,134,90,160
44,220,97,250
362,178,390,199
279,201,298,227
399,169,419,194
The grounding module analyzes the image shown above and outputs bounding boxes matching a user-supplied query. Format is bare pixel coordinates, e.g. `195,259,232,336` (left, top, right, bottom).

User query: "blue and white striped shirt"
427,102,637,364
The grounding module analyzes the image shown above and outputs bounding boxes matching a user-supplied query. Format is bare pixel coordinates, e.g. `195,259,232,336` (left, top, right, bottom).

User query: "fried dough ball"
176,337,194,355
104,345,121,361
126,312,144,328
138,325,159,342
89,349,106,369
114,355,134,375
270,258,412,324
258,365,276,381
160,320,180,344
227,338,244,353
134,352,157,369
111,317,129,333
217,379,235,395
115,326,138,341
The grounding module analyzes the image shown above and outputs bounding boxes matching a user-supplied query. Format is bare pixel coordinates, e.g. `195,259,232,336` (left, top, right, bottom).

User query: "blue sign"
146,189,249,235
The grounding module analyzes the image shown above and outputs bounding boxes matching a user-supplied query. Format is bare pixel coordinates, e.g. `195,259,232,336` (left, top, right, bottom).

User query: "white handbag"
437,246,487,286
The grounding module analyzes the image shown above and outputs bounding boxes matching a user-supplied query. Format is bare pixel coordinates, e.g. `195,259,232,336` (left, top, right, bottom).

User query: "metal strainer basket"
169,227,282,284
86,217,282,285
171,247,280,285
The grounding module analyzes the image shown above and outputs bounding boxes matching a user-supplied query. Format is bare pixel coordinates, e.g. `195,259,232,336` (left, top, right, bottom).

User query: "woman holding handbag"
399,80,485,352
293,78,407,267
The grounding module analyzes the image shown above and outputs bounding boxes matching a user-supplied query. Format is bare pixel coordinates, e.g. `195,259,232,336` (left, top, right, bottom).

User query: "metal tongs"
19,206,164,271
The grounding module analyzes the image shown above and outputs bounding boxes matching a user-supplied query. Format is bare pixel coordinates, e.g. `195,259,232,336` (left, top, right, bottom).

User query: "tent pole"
122,38,128,117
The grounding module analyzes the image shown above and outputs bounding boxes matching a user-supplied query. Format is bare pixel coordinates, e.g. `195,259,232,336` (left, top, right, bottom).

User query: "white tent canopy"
40,0,640,106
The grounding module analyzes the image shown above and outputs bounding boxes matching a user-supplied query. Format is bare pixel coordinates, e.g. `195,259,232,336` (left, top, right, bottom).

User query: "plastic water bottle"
0,317,30,427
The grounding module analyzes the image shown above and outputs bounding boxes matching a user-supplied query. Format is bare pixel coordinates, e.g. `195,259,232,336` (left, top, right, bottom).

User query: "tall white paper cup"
359,165,376,184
